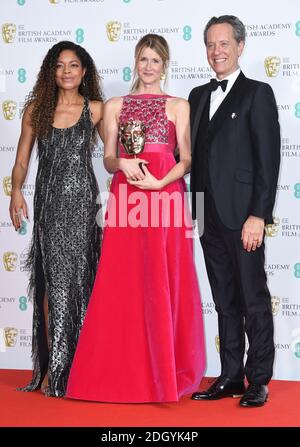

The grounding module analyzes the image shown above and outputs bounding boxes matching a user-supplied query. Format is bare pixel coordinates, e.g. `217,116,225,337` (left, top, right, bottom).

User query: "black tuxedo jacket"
189,72,280,229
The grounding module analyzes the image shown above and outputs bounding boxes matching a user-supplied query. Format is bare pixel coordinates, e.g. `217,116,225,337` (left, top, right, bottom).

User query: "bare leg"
41,294,49,393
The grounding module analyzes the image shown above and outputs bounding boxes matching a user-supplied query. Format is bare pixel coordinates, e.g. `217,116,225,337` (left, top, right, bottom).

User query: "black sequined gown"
21,98,101,397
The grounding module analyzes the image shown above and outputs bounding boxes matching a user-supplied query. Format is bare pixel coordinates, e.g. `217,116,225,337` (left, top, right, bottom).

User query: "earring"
160,72,166,81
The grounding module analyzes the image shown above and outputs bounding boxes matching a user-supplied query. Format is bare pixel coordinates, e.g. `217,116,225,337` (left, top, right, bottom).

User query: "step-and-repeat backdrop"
0,0,299,380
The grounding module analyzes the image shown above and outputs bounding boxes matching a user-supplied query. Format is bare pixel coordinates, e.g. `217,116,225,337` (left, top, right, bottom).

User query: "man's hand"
241,215,265,252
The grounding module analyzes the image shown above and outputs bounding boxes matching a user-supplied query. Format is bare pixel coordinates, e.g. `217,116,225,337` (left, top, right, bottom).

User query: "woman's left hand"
127,164,163,190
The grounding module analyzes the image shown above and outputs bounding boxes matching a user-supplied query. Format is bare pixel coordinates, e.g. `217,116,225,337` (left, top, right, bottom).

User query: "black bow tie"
209,78,228,92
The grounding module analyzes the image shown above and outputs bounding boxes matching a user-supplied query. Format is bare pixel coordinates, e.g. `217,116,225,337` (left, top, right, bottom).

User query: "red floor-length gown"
66,94,206,402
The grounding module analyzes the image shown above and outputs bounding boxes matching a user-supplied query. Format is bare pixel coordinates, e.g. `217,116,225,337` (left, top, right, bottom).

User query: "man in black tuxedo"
189,15,280,407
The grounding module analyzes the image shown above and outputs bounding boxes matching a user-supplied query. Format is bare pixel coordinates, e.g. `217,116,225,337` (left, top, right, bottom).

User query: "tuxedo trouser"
199,191,275,384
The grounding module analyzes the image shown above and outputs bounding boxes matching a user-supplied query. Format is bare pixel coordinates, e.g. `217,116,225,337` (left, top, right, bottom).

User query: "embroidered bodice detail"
119,95,170,144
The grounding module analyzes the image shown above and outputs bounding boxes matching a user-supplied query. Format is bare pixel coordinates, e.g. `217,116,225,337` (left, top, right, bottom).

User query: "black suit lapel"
208,72,247,136
191,89,210,153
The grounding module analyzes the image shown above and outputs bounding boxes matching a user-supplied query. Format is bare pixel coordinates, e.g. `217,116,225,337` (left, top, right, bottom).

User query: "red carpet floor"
1,370,299,427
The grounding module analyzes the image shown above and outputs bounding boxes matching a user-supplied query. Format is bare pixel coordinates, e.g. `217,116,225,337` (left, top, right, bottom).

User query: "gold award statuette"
119,120,146,156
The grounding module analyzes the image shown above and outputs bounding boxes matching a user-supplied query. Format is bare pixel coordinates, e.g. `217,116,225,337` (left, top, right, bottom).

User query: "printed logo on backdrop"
3,327,18,347
0,220,13,234
215,335,220,353
0,69,26,91
271,296,280,316
2,176,34,198
265,57,300,78
0,68,18,92
245,22,291,38
277,104,292,116
18,68,26,83
2,250,30,273
19,329,32,347
274,342,291,351
280,297,300,317
3,176,12,196
19,296,31,310
98,67,120,82
281,137,300,158
294,183,300,198
0,296,30,311
265,217,280,237
291,328,300,359
182,26,192,41
2,100,17,120
265,262,290,277
1,23,76,44
2,100,24,120
202,301,215,315
91,142,104,159
2,23,16,43
0,328,31,351
170,61,213,81
17,0,26,5
0,145,15,153
122,67,132,82
0,296,16,310
276,183,298,199
265,217,300,238
264,56,281,77
75,28,84,44
294,263,300,278
271,296,300,317
296,21,300,37
3,252,18,272
295,103,300,118
106,21,182,42
106,21,122,42
22,182,35,197
294,342,300,358
0,296,29,310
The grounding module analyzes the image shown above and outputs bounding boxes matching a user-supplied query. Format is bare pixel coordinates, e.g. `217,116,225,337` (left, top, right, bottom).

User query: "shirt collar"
216,68,240,92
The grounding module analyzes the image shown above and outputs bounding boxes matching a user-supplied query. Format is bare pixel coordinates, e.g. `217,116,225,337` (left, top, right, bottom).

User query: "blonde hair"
131,33,170,92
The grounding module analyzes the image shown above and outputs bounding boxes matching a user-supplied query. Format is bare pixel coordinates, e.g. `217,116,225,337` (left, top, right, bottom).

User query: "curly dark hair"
24,40,104,138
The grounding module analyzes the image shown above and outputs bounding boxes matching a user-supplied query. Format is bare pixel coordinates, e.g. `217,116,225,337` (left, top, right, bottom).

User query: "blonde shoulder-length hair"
131,33,170,92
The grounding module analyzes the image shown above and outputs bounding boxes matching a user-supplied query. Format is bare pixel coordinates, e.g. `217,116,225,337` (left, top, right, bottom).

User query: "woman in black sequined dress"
9,41,104,397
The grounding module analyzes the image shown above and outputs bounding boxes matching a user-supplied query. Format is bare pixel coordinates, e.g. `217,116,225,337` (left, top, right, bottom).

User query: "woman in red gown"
66,34,206,403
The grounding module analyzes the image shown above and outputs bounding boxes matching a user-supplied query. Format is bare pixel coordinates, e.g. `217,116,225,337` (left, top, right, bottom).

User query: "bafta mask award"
119,120,146,156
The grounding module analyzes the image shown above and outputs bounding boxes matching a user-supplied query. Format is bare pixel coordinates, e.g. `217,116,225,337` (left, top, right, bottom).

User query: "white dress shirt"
209,68,241,120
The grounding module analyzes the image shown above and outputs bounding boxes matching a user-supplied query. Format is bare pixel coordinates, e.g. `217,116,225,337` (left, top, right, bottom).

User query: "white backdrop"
0,0,299,380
